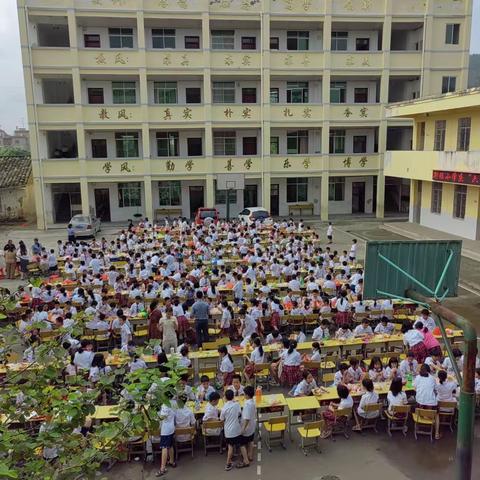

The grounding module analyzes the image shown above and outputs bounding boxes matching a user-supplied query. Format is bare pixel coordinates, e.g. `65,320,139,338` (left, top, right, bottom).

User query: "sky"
0,0,479,135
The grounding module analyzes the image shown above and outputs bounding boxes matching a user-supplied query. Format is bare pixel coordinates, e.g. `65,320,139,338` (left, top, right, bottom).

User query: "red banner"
432,170,480,185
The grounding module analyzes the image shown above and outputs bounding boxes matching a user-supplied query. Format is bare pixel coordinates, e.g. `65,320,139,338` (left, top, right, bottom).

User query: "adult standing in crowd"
191,290,210,347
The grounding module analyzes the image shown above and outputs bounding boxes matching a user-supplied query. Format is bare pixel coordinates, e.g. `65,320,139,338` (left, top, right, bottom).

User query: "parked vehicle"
70,214,101,237
194,207,219,225
238,207,271,223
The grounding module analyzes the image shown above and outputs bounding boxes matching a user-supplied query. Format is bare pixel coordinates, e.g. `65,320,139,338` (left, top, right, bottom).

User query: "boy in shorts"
241,385,257,462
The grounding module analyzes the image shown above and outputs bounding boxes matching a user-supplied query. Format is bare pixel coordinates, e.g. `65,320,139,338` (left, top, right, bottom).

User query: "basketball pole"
406,289,477,480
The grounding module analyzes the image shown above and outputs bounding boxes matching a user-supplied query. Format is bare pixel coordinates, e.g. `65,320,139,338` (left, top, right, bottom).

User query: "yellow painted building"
386,88,480,240
17,0,472,227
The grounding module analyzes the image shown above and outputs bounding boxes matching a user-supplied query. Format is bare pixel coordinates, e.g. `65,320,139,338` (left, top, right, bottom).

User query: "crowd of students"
3,217,480,474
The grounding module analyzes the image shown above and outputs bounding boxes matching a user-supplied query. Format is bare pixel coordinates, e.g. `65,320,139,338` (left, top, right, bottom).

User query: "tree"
0,306,184,479
0,147,30,157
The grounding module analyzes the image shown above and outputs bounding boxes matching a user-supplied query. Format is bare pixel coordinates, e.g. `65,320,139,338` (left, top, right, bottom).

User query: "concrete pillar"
206,174,215,207
321,173,329,221
144,177,153,221
376,173,385,219
262,173,271,213
80,177,89,216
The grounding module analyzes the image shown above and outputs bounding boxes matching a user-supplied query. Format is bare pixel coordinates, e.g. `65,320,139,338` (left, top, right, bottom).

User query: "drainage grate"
320,476,341,480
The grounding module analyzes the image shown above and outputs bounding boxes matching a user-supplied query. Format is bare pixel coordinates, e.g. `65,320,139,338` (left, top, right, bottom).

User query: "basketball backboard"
363,240,462,300
216,173,245,190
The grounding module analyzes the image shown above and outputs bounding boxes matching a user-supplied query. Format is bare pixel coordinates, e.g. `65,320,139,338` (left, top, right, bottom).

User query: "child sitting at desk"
353,378,380,431
353,319,373,337
293,370,318,397
244,337,266,382
374,316,395,335
384,357,400,381
345,358,363,383
178,345,191,368
179,373,196,401
399,351,419,381
174,392,196,444
322,384,354,438
265,330,282,345
227,374,245,397
424,351,443,376
334,363,349,386
387,377,408,414
335,323,353,340
202,391,222,436
368,356,386,383
197,375,216,402
312,319,330,341
436,370,457,404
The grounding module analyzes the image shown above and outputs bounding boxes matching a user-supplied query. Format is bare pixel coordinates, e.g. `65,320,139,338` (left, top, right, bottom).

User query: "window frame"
213,131,236,155
212,81,236,104
91,138,108,158
242,87,257,104
184,35,200,49
355,37,370,51
242,136,257,155
330,81,346,103
118,182,141,208
153,81,178,104
457,117,471,151
287,130,308,154
328,176,345,201
115,131,139,158
453,184,467,219
158,180,181,206
353,87,369,103
84,34,101,48
270,88,280,103
286,81,309,104
353,135,367,153
112,81,136,104
331,32,348,51
211,30,235,50
329,129,346,154
431,182,442,214
433,120,446,151
156,131,179,157
270,37,279,50
445,23,460,45
108,28,134,49
286,177,308,203
185,87,201,104
151,28,176,49
442,76,457,94
87,87,104,104
286,31,309,51
187,137,203,156
241,36,257,50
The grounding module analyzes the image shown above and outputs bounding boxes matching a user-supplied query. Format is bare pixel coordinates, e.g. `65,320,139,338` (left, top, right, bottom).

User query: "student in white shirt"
326,222,333,244
241,386,257,462
244,337,266,381
322,384,353,437
442,348,462,375
312,320,330,341
349,239,358,261
156,392,177,476
119,316,132,348
88,353,112,383
73,341,94,370
309,341,322,362
293,370,318,397
374,317,395,335
221,389,250,471
345,358,363,383
202,391,222,435
196,375,216,402
265,330,282,345
174,394,196,442
353,319,373,337
334,363,349,386
417,309,436,332
218,346,235,386
353,378,380,430
414,364,440,439
368,356,386,383
387,377,408,415
280,341,302,387
227,374,245,397
402,323,427,364
178,345,192,368
129,355,147,372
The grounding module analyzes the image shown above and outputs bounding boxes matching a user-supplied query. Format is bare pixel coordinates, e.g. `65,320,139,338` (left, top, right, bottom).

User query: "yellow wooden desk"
105,354,158,367
285,396,320,440
91,405,119,420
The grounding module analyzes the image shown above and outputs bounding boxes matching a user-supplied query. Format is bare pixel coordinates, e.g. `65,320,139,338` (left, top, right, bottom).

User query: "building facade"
17,0,472,228
386,88,480,240
0,128,30,151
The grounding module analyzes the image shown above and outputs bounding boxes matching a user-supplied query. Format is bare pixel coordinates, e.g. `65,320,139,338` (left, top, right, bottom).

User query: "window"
270,136,279,154
152,29,175,49
287,130,308,154
431,182,442,214
212,82,235,103
329,177,345,201
287,82,309,103
242,137,257,155
186,87,201,103
118,182,141,208
184,36,200,49
109,28,133,48
158,181,181,206
187,137,202,156
213,131,236,155
84,34,100,48
270,88,279,103
112,81,136,104
115,132,139,157
330,81,346,103
154,81,177,104
242,88,257,103
241,37,256,50
215,181,237,204
442,76,456,94
434,120,446,151
331,32,348,51
329,129,345,154
286,177,308,202
457,117,471,151
453,184,467,219
211,30,234,50
354,87,368,103
417,122,425,151
91,139,107,158
156,131,179,157
88,88,104,104
287,31,309,50
270,37,279,50
445,24,460,45
355,37,370,51
353,135,367,153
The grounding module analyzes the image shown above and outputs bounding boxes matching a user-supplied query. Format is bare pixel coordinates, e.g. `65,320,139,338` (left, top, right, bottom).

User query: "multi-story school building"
17,0,472,227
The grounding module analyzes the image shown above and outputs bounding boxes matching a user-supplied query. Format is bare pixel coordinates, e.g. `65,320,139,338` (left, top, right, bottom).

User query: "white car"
70,214,101,238
238,207,271,224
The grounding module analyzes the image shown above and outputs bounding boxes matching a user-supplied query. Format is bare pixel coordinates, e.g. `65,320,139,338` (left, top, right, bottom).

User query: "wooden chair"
304,314,319,334
438,401,457,433
302,361,321,383
202,341,219,351
321,372,335,386
298,420,324,455
412,408,436,442
263,415,288,452
216,337,231,347
94,330,110,351
201,420,224,455
320,355,338,372
174,426,196,460
385,405,411,437
199,365,218,381
126,435,147,462
356,403,382,432
331,407,352,440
